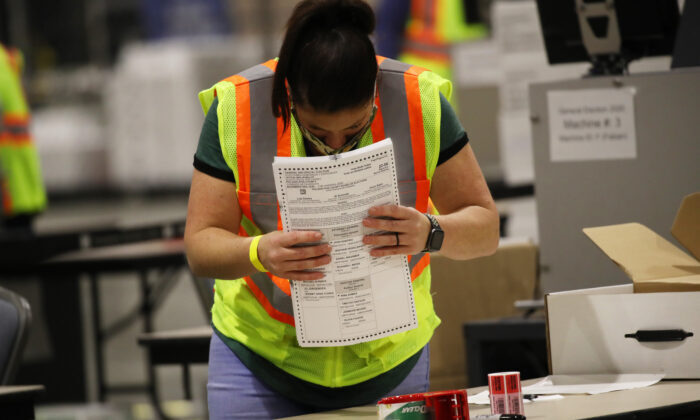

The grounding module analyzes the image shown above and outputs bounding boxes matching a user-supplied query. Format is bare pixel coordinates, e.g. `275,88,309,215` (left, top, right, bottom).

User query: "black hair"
272,0,378,130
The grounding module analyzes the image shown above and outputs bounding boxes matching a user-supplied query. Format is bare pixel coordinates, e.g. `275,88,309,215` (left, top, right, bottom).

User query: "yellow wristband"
249,235,268,272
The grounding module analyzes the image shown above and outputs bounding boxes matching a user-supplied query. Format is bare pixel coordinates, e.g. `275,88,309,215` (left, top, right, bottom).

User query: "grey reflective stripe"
402,39,450,55
248,272,295,316
423,0,435,30
398,181,417,208
244,64,280,233
409,252,427,272
4,124,28,136
378,59,416,185
248,192,278,233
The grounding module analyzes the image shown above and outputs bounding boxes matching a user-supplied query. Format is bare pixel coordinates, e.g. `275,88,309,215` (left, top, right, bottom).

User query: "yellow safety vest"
0,45,46,218
198,57,450,387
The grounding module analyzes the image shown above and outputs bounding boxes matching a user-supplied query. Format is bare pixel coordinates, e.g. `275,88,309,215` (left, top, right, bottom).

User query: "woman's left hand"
362,204,431,256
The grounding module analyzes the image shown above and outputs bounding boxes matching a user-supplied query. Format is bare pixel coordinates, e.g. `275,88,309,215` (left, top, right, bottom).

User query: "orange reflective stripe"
3,114,30,126
372,56,388,142
276,116,291,158
271,274,291,296
370,94,386,143
262,59,278,72
410,253,430,280
404,66,428,181
244,277,295,325
276,115,291,231
227,75,253,221
0,133,31,145
416,180,430,213
238,193,253,223
5,47,20,74
1,179,12,214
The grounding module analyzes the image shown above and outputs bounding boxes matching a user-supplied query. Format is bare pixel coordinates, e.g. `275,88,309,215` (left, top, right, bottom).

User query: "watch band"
422,213,444,252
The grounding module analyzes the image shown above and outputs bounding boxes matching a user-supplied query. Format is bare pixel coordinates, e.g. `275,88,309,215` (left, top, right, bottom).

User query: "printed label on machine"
547,88,637,162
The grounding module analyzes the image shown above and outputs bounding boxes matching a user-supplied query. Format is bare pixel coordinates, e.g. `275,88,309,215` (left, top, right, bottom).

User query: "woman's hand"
257,230,332,281
361,204,431,257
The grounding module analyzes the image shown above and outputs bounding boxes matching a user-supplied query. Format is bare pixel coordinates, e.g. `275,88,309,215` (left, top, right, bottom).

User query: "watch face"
430,229,445,251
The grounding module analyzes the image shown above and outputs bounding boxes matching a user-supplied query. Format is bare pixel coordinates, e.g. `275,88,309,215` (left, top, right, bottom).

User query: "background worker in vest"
185,0,498,417
0,43,47,233
375,0,486,103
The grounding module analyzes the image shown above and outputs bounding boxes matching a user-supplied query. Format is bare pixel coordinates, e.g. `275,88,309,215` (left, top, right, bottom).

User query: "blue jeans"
207,333,430,419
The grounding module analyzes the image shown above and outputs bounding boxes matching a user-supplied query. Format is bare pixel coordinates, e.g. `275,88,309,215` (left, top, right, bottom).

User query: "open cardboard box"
546,193,700,378
582,192,700,293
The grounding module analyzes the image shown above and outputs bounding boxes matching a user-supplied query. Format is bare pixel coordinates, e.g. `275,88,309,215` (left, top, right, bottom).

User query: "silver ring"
395,232,400,246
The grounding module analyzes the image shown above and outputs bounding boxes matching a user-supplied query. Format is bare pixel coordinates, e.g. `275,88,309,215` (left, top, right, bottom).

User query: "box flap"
671,192,700,260
582,223,700,282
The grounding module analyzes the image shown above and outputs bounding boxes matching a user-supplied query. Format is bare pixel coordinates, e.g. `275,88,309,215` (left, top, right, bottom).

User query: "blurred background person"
0,43,46,233
375,0,487,100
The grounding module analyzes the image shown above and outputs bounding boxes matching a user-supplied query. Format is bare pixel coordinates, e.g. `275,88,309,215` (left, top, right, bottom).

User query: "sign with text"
547,88,637,162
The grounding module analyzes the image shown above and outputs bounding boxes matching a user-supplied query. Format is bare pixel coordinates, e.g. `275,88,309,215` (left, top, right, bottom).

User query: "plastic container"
377,389,470,419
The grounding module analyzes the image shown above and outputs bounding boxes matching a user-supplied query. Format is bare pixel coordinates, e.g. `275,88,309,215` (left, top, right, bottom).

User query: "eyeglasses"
289,80,378,155
291,104,377,156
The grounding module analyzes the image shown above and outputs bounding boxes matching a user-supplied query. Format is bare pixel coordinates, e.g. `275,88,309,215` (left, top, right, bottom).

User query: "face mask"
291,104,377,155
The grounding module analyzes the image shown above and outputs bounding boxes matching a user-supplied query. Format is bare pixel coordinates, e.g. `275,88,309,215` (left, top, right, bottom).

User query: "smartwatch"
422,213,444,252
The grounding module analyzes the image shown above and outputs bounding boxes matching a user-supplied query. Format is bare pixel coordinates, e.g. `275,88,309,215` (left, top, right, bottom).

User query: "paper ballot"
273,138,418,347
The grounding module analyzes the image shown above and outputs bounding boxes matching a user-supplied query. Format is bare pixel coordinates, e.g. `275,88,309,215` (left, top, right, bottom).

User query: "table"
137,325,212,410
278,379,700,419
40,238,190,402
0,227,191,403
0,385,45,419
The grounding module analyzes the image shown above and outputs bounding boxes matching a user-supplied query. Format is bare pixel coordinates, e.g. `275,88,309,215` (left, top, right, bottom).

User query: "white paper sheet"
521,373,665,395
468,373,663,405
468,391,563,405
273,138,417,347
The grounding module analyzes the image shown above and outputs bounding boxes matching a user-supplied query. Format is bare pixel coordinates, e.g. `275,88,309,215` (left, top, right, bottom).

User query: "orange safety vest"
198,56,450,387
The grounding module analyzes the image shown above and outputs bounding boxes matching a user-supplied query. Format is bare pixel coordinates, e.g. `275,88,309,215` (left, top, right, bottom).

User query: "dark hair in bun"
272,0,378,130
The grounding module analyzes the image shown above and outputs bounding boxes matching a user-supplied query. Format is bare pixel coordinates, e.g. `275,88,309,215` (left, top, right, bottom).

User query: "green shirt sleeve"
193,97,235,182
193,92,469,181
438,92,469,165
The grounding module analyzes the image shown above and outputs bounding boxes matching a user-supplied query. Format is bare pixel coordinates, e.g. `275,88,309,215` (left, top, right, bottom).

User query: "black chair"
0,286,32,385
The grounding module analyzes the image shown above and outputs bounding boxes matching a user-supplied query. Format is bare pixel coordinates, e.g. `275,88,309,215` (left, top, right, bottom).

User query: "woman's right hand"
257,230,332,281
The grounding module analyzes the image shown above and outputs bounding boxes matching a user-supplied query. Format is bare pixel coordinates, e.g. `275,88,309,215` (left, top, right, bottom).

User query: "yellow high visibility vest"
198,57,450,387
0,45,46,218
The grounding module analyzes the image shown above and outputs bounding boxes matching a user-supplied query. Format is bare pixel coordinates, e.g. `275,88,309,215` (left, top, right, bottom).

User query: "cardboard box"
429,239,538,390
546,193,700,378
582,192,700,293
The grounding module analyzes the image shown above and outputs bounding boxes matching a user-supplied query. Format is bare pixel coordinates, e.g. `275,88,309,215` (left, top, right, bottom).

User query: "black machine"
535,0,680,76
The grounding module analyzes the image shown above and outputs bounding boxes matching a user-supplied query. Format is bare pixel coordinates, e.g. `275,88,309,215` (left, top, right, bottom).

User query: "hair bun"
303,0,375,36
